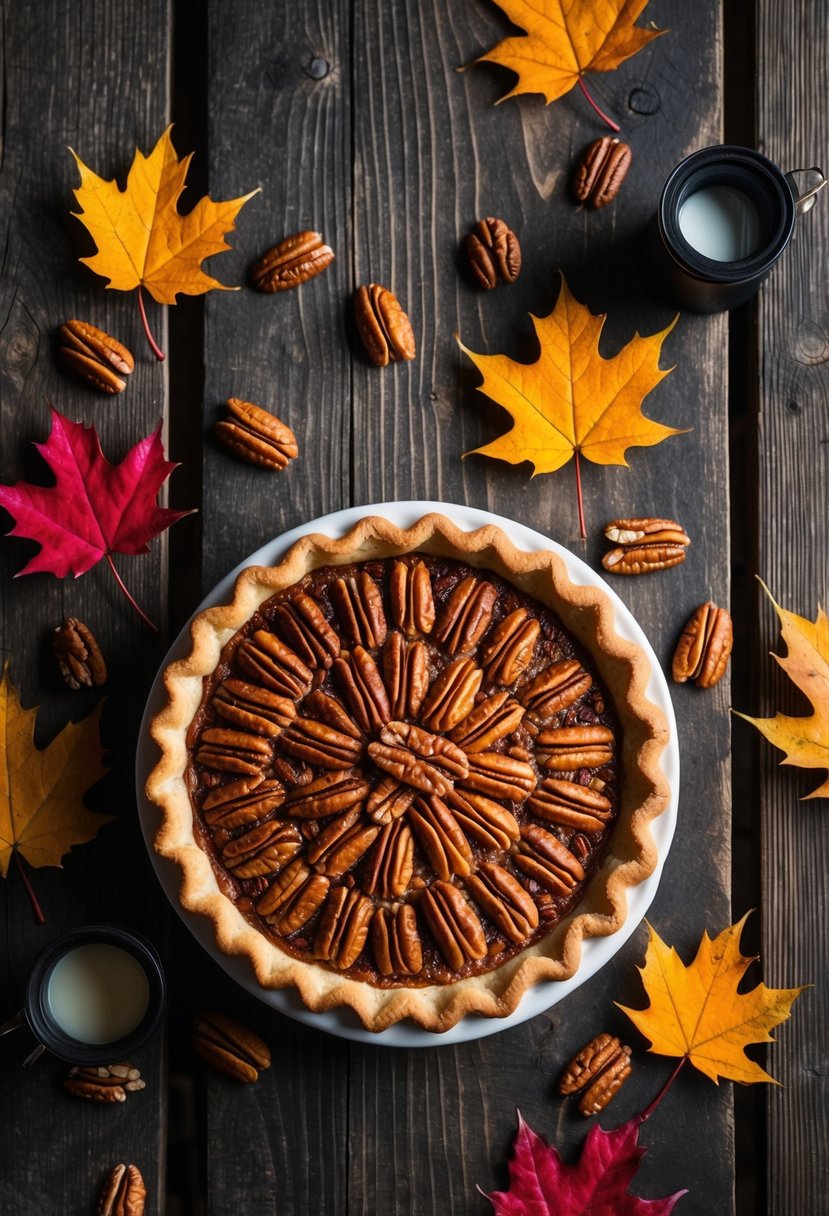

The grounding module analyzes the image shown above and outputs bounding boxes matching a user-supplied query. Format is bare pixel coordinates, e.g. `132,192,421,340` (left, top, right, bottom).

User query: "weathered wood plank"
200,4,352,1211
0,2,172,1212
347,1,733,1212
754,2,829,1211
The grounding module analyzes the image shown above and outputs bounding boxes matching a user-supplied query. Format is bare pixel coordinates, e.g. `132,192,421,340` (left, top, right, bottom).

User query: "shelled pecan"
215,398,298,470
52,617,107,689
64,1062,145,1103
573,138,632,209
251,230,334,292
371,903,422,975
672,601,733,688
192,1011,271,1083
419,880,487,970
601,516,691,575
463,216,522,289
558,1032,633,1115
354,283,416,366
58,320,134,394
97,1163,146,1216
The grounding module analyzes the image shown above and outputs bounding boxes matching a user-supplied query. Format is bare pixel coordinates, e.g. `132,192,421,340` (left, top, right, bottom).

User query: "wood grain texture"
0,2,172,1212
346,2,733,1213
754,1,829,1211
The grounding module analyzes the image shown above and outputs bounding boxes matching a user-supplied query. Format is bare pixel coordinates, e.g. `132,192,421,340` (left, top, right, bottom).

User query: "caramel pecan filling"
188,556,619,987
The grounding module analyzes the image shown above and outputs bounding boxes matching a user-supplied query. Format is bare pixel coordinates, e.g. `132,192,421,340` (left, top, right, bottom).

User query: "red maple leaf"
0,407,191,629
480,1111,686,1215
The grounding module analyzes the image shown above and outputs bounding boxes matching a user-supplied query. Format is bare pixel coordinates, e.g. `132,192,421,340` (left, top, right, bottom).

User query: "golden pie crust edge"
146,513,670,1033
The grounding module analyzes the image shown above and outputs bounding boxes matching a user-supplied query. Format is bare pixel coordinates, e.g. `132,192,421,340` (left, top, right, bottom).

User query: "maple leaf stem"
105,553,158,633
137,286,166,362
577,77,621,133
14,850,45,925
574,450,587,539
640,1056,688,1124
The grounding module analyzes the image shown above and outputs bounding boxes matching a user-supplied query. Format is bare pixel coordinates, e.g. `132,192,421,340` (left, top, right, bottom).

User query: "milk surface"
678,185,763,261
47,943,150,1044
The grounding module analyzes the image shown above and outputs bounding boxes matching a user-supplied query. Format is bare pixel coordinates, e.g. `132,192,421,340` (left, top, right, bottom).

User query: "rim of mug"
23,925,166,1065
659,144,796,283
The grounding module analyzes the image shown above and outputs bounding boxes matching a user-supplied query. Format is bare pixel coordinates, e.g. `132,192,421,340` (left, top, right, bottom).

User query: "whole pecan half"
354,283,416,366
383,632,429,720
280,714,364,769
448,690,525,754
466,862,539,943
419,880,487,971
573,137,632,209
514,823,585,895
251,230,334,292
463,216,522,289
65,1062,145,1104
212,679,296,736
314,886,374,969
256,858,330,933
527,776,614,832
479,608,540,686
59,320,134,394
535,724,614,771
362,817,415,897
283,771,371,819
195,727,272,776
602,515,690,575
272,594,341,669
672,601,733,688
409,794,473,880
220,820,302,879
390,559,435,636
371,903,423,975
202,775,286,829
236,630,313,699
369,721,469,796
517,659,592,721
97,1163,146,1216
420,657,484,733
215,398,298,471
192,1011,271,1083
433,575,498,655
52,617,107,689
444,788,520,851
332,646,391,733
331,571,388,648
305,808,379,877
558,1032,633,1115
366,774,416,825
458,751,537,803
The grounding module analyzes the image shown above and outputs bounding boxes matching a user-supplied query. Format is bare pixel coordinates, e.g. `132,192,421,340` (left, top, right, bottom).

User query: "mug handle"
785,166,826,216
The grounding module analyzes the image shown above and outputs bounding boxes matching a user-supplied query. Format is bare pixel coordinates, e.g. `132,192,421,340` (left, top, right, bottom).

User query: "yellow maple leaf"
617,916,806,1085
472,0,666,110
734,581,829,799
70,126,258,306
457,275,683,532
0,663,112,879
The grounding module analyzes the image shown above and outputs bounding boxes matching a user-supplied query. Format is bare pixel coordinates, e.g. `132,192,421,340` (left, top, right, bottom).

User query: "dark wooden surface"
0,1,825,1213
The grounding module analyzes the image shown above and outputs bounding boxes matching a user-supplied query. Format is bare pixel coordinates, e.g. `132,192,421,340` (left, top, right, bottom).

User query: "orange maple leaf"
70,126,258,356
617,916,806,1085
471,0,666,125
457,275,684,534
734,581,829,799
0,663,112,884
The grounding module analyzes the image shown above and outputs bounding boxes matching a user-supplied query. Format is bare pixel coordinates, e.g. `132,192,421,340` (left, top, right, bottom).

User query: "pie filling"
183,555,621,989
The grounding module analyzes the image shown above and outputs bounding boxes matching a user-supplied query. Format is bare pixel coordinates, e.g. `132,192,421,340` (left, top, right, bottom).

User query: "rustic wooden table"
1,2,827,1213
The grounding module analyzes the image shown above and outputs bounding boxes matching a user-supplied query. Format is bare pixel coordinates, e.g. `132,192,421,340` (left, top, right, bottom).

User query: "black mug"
648,145,825,312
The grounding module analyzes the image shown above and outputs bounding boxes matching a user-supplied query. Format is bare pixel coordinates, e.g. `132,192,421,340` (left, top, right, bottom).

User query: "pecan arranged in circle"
354,283,416,366
189,555,621,986
251,230,334,292
463,216,522,289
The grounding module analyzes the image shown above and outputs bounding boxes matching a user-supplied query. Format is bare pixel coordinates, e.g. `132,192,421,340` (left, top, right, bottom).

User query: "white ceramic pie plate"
136,501,679,1047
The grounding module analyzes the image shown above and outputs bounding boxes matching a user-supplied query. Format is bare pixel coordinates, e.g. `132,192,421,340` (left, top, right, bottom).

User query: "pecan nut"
383,632,429,720
518,659,592,722
283,771,370,819
314,886,374,969
371,903,423,976
195,727,272,776
271,594,341,669
64,1062,145,1103
535,724,615,772
362,817,415,897
458,751,537,803
479,608,540,686
444,788,521,851
354,283,416,366
408,794,473,880
466,862,539,942
220,820,302,878
305,808,380,877
236,629,313,699
213,678,296,736
558,1032,633,1115
514,823,585,895
527,776,614,832
331,571,388,648
280,714,364,769
604,517,690,547
192,1011,271,1083
390,559,435,636
418,879,487,970
202,775,286,829
420,657,484,732
573,137,632,209
433,576,498,654
304,689,364,740
672,601,733,688
256,858,330,932
251,230,334,292
59,320,134,394
369,721,469,796
332,646,391,733
52,617,107,689
463,216,522,289
602,515,690,575
602,542,688,575
448,690,525,754
97,1163,146,1216
215,398,298,470
365,774,416,824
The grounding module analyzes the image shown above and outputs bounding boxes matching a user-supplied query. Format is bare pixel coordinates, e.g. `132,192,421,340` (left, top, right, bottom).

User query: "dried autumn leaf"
457,275,684,535
617,916,806,1085
734,581,829,798
70,126,258,356
480,1110,686,1215
0,663,111,878
471,0,666,126
0,406,192,630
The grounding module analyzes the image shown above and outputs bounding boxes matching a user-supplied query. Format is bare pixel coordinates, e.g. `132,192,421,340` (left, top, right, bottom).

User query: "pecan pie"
147,514,670,1031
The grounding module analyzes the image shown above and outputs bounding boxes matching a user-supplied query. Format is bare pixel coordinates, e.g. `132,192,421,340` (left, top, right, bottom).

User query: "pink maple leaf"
0,406,192,628
480,1111,686,1216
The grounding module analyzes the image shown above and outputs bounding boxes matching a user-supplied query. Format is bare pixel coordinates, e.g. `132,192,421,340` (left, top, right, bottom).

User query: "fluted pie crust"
147,514,670,1032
